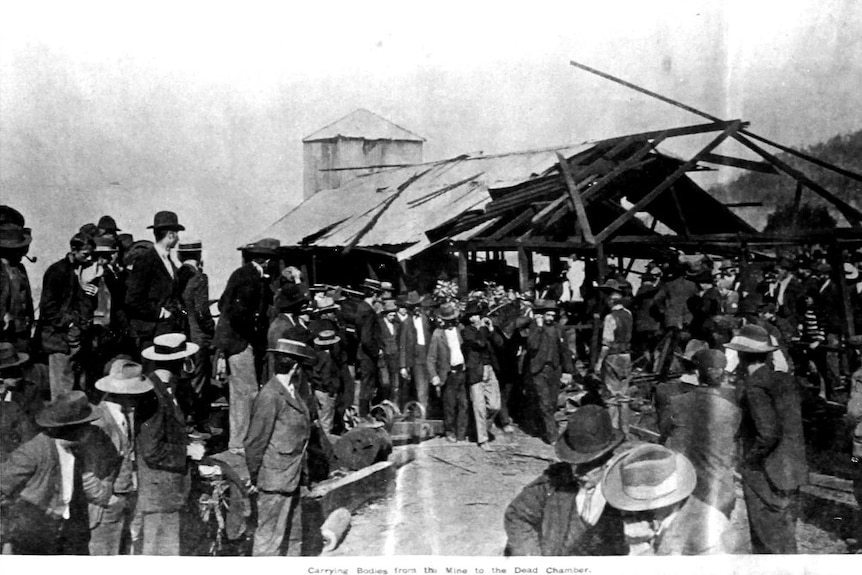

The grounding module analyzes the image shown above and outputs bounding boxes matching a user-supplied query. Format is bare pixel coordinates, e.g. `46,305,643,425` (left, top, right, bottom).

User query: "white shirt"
54,441,76,519
154,243,174,278
777,275,794,306
413,315,426,346
276,373,296,398
383,318,396,336
104,400,126,436
575,476,607,526
251,260,264,277
444,327,464,367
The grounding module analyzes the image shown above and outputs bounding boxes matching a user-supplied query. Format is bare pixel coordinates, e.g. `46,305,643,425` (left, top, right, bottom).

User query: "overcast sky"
2,0,860,292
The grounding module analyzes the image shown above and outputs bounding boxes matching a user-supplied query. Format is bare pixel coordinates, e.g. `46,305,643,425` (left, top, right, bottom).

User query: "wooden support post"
591,243,608,370
828,243,856,340
594,122,741,244
398,260,408,293
669,186,691,237
458,249,469,295
556,152,596,243
792,181,803,232
518,247,531,293
311,254,318,284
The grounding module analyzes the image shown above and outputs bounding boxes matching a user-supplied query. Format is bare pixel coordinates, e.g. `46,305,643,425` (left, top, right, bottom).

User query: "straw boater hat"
146,211,185,231
844,262,859,281
362,279,383,293
177,239,203,254
724,324,778,354
0,342,29,370
36,390,100,428
267,338,316,361
314,329,341,347
314,296,340,314
437,302,459,321
96,360,154,395
555,405,624,464
602,444,697,512
141,333,200,362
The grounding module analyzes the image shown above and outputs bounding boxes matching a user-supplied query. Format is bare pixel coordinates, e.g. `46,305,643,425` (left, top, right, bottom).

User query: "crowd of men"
1,203,861,556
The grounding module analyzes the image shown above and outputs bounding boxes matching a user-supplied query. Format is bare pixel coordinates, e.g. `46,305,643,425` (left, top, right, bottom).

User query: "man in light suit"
245,339,314,556
427,302,469,442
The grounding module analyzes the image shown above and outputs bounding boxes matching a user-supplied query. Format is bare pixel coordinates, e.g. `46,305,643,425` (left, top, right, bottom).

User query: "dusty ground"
326,424,856,556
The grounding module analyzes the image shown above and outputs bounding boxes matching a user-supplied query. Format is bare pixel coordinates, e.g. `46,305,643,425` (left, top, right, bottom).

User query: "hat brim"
147,224,186,231
555,428,624,464
239,247,278,256
95,375,155,395
141,342,200,361
266,348,316,361
603,451,697,512
724,341,778,353
93,247,118,254
36,408,100,428
533,307,559,313
0,237,32,249
438,311,459,320
0,351,30,369
314,337,341,346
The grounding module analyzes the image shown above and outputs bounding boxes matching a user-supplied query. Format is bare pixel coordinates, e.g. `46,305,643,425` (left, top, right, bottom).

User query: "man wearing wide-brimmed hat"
602,443,734,555
0,390,104,554
399,290,433,414
213,237,280,453
137,333,204,555
596,279,634,434
125,211,187,350
88,359,154,555
0,221,35,353
504,405,627,556
355,278,383,416
525,299,574,444
39,233,97,399
0,342,42,461
265,282,311,381
245,338,314,556
426,301,470,442
728,324,806,554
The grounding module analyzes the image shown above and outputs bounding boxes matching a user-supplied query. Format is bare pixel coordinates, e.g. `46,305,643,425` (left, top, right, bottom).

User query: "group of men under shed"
0,203,860,556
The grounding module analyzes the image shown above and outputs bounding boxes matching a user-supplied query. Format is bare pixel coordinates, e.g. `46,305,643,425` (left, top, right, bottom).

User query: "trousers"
141,510,180,555
253,490,302,556
532,364,561,443
470,365,501,444
315,390,336,434
228,345,258,450
742,472,798,554
89,492,137,555
442,369,469,440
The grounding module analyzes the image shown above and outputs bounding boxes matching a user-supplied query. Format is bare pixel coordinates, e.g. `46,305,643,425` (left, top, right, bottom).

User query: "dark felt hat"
147,211,185,231
463,300,487,317
0,342,29,369
404,290,423,307
36,391,100,428
97,215,121,232
239,237,280,256
276,284,307,313
0,223,31,249
555,405,624,464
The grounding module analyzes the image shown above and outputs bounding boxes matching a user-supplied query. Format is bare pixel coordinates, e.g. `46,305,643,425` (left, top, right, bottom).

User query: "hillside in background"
710,129,862,229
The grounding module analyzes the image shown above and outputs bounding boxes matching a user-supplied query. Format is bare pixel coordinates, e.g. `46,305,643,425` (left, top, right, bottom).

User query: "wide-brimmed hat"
93,235,118,254
404,290,423,307
597,279,626,293
814,262,832,275
674,339,708,366
95,360,154,395
0,223,31,249
314,329,341,346
725,324,778,353
437,302,459,321
381,299,398,313
0,342,29,369
268,338,316,361
147,211,185,231
533,299,559,313
239,237,279,256
602,444,697,512
463,300,486,317
555,405,625,464
380,281,394,293
141,333,200,361
775,256,796,271
276,284,307,313
177,239,203,253
314,296,340,314
362,278,383,293
0,205,25,227
326,287,348,302
97,215,121,232
36,390,100,428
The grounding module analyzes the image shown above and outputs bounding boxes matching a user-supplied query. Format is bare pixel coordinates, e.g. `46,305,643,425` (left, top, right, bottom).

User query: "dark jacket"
654,377,697,443
39,256,89,354
632,284,660,334
462,324,503,384
652,277,699,330
0,259,34,342
125,247,183,341
136,373,190,513
504,462,626,556
309,349,341,395
0,384,42,462
355,300,381,360
776,276,805,327
178,264,215,348
526,323,575,375
213,263,267,357
378,316,400,357
399,313,433,369
737,366,807,498
426,325,463,382
245,375,311,493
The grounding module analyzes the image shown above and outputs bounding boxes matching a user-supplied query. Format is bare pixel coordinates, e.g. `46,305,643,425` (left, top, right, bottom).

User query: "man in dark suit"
125,211,186,352
138,333,204,555
213,238,279,453
245,339,313,556
40,233,96,399
355,279,383,416
728,324,807,554
426,302,468,442
526,300,574,444
399,291,433,412
377,298,401,406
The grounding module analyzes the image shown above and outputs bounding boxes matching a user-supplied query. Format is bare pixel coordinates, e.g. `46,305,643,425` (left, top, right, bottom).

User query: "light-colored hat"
602,444,697,512
314,296,340,314
177,239,203,253
267,338,316,361
724,324,778,353
96,360,154,395
314,330,341,346
141,333,200,361
844,262,859,281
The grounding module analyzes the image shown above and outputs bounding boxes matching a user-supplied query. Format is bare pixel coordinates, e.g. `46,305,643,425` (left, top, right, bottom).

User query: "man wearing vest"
595,279,633,434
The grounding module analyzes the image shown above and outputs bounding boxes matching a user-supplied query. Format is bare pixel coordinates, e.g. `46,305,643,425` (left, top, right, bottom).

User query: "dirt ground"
326,424,855,556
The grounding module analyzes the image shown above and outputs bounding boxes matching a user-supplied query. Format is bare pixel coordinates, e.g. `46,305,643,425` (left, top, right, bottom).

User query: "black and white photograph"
0,0,860,571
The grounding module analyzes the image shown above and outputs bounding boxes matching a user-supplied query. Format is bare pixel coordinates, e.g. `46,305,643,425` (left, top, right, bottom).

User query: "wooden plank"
594,122,741,244
701,152,777,174
556,152,595,244
594,119,747,148
669,186,690,237
531,195,569,225
518,247,531,293
732,133,862,227
306,461,397,515
458,249,469,295
742,130,862,185
489,208,536,240
581,138,669,206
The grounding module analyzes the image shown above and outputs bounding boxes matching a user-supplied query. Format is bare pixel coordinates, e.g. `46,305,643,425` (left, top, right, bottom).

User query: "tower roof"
302,108,425,143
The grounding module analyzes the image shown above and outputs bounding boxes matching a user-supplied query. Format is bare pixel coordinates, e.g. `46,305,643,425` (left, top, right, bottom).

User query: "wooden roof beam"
700,152,777,174
557,151,596,244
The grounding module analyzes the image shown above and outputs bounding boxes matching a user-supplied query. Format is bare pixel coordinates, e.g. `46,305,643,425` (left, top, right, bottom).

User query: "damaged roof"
302,108,426,143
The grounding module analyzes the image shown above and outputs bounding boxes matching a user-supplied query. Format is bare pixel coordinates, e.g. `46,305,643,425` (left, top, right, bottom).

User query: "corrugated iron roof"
255,144,594,257
302,108,426,143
